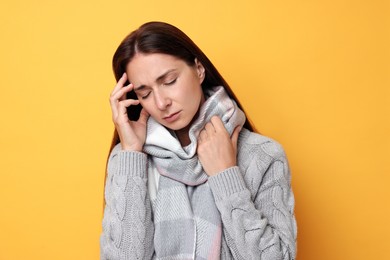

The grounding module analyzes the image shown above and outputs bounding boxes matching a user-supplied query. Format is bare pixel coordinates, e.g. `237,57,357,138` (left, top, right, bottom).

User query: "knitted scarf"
143,86,246,259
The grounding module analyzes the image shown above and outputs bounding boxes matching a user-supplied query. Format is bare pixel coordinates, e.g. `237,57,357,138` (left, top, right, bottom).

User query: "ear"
194,58,205,83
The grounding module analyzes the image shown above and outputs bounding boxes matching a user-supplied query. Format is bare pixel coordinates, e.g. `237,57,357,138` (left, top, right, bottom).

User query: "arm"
208,143,297,259
100,146,154,260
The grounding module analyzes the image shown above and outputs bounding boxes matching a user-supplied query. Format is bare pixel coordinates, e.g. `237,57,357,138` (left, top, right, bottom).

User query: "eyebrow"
134,69,177,92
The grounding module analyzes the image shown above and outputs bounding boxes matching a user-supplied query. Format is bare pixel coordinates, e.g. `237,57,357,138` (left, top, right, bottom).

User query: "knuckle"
117,100,125,107
115,118,128,127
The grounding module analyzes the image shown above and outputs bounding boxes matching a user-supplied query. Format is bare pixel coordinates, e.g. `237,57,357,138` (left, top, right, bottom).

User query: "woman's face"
126,53,205,131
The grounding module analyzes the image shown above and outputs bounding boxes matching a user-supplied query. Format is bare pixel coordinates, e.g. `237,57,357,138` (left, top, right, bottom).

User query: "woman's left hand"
197,116,241,176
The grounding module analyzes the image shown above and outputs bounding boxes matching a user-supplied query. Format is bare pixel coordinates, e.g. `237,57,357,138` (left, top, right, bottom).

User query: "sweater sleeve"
100,145,154,260
208,140,297,259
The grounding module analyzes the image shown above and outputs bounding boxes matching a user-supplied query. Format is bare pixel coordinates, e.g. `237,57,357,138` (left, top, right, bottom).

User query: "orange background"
0,0,389,259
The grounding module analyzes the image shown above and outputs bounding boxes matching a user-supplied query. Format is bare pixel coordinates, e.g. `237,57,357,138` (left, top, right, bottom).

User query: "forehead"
126,53,187,82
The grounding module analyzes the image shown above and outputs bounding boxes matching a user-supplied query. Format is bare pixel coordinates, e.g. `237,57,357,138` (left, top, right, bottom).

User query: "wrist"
121,143,143,152
207,163,237,176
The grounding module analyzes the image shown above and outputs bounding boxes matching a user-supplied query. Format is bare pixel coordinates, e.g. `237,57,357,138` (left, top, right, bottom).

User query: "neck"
176,126,191,147
175,92,206,147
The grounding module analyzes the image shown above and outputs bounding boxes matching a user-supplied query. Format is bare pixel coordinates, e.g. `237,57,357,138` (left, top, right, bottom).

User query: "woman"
100,21,297,260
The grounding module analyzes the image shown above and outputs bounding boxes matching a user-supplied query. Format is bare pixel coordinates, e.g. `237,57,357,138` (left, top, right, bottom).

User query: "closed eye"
163,78,177,86
141,92,151,99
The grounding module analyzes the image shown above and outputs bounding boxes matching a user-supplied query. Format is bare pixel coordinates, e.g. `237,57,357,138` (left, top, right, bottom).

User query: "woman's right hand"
109,73,150,151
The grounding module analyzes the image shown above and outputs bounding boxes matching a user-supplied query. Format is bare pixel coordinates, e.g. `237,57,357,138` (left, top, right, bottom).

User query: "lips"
163,111,181,123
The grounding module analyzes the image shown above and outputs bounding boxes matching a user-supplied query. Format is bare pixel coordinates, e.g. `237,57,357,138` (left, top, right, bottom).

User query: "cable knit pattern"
208,129,297,259
100,129,297,259
100,147,154,260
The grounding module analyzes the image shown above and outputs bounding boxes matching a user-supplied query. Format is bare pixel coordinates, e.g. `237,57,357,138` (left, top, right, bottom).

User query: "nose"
154,90,171,110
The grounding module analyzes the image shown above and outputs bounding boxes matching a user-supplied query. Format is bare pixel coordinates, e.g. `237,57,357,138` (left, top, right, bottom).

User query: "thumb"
138,108,150,125
231,125,241,152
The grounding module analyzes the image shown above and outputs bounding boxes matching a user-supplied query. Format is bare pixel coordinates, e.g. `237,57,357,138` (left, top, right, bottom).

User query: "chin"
165,122,189,131
162,119,192,132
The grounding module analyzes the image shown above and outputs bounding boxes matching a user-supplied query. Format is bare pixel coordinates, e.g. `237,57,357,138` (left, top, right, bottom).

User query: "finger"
204,122,215,134
199,129,208,142
110,83,133,103
138,108,150,125
231,125,242,152
117,99,140,117
110,85,134,112
210,116,226,132
119,83,133,101
111,72,128,94
110,86,135,117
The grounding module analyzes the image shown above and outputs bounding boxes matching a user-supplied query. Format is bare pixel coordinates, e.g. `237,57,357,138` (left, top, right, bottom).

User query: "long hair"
104,22,256,204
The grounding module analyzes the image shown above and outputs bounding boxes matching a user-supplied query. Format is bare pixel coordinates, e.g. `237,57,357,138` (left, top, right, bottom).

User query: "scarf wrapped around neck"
143,86,246,259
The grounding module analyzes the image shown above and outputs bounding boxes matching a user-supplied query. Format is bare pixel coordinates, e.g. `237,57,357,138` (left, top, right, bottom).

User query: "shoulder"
236,129,291,196
237,128,287,163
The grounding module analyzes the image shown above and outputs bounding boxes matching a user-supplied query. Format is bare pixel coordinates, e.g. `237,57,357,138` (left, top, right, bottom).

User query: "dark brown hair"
104,22,256,202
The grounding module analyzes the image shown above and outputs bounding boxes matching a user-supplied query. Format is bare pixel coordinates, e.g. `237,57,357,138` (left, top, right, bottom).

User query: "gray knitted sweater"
100,129,297,259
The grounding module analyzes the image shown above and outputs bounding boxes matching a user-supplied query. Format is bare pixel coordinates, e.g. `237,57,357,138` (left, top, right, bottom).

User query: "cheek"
186,76,203,97
138,100,154,115
184,87,203,113
179,84,200,104
191,82,203,102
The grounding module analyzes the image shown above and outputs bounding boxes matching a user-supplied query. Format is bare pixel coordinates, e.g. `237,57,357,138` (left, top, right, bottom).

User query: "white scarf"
143,86,246,259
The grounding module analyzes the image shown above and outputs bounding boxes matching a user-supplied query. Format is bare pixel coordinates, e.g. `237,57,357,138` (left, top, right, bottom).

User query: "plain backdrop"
0,0,389,259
